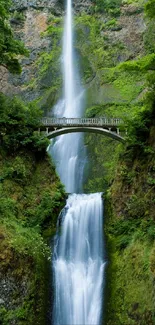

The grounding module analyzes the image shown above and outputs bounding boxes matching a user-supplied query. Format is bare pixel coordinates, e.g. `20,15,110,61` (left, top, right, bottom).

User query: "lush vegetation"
0,0,155,323
0,0,28,73
30,16,63,112
0,94,49,154
103,2,155,324
0,94,65,324
0,2,65,323
91,0,122,15
105,118,155,324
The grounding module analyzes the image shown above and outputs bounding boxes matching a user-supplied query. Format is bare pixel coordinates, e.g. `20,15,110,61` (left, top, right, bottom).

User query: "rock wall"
11,0,92,12
0,0,147,194
0,144,65,324
0,1,146,105
12,0,59,10
3,6,52,101
0,0,92,102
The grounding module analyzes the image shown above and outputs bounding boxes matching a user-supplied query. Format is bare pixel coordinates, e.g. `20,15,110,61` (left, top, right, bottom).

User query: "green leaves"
0,0,28,73
118,54,155,72
92,0,121,15
0,94,49,155
145,0,155,18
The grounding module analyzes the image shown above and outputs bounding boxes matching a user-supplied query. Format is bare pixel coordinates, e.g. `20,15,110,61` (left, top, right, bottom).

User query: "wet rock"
0,298,5,305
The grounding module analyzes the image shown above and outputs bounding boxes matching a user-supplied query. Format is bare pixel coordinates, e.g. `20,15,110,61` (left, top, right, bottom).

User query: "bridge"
39,117,126,142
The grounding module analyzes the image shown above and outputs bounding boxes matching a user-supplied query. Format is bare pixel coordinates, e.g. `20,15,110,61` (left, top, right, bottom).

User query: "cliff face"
0,95,65,324
0,0,154,324
0,1,147,192
0,0,145,108
0,147,65,324
104,122,155,325
0,2,52,100
0,0,92,102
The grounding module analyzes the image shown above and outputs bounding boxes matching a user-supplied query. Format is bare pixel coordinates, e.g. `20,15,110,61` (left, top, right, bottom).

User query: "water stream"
53,194,105,325
48,0,105,324
48,0,85,193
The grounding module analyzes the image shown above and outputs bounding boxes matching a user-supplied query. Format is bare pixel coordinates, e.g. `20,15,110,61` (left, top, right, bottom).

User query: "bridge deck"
41,117,123,128
39,117,126,142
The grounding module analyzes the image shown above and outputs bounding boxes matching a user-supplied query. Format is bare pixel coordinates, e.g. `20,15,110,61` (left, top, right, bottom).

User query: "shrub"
0,94,49,156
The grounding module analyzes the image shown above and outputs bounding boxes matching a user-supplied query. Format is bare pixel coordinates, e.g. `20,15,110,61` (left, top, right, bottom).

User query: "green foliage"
104,18,117,28
85,104,104,117
125,88,155,150
92,0,122,15
0,93,49,154
0,132,65,325
74,2,155,324
40,17,62,72
35,17,63,110
2,219,50,262
11,11,25,24
144,21,155,54
25,188,64,228
75,14,125,75
118,54,155,71
84,68,145,192
104,195,155,325
84,134,123,192
145,0,155,18
0,0,28,73
0,195,17,218
0,151,65,226
2,156,31,183
0,220,50,324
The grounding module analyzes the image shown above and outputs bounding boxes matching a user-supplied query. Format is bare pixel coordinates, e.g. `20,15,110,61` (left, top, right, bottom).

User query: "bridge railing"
41,117,123,126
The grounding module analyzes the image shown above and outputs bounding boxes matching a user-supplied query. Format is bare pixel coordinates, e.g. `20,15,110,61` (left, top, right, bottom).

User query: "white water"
48,0,85,193
53,194,105,325
50,0,105,324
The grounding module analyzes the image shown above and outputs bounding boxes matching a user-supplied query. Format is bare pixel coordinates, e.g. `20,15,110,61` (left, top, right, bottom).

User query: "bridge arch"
46,127,125,142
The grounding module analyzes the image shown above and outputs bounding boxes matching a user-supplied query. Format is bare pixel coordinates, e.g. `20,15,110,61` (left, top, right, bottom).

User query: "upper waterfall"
48,0,85,193
63,0,74,117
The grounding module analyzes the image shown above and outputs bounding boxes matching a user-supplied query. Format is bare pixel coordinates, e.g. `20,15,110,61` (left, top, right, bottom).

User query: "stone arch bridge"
39,117,126,142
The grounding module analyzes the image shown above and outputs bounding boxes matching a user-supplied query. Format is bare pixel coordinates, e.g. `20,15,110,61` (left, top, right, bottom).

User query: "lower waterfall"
52,193,105,325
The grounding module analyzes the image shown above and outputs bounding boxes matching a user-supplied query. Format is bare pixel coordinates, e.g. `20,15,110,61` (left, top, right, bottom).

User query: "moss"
0,222,49,324
118,54,155,72
33,17,63,111
11,11,26,25
103,110,155,322
0,95,63,324
84,134,123,192
92,0,122,15
104,193,155,325
0,145,65,324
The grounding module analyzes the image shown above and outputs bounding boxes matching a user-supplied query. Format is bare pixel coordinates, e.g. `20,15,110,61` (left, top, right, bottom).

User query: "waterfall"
53,193,105,325
49,0,105,324
48,0,85,193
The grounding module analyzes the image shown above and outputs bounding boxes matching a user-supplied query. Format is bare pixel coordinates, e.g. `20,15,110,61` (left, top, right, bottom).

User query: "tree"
0,93,49,154
0,0,28,73
145,0,155,19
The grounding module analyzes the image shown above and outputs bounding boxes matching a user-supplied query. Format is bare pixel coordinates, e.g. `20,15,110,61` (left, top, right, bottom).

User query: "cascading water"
53,193,105,325
48,0,85,193
49,0,105,324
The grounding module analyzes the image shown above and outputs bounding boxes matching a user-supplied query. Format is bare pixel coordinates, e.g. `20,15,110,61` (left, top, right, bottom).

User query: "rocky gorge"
0,0,155,324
